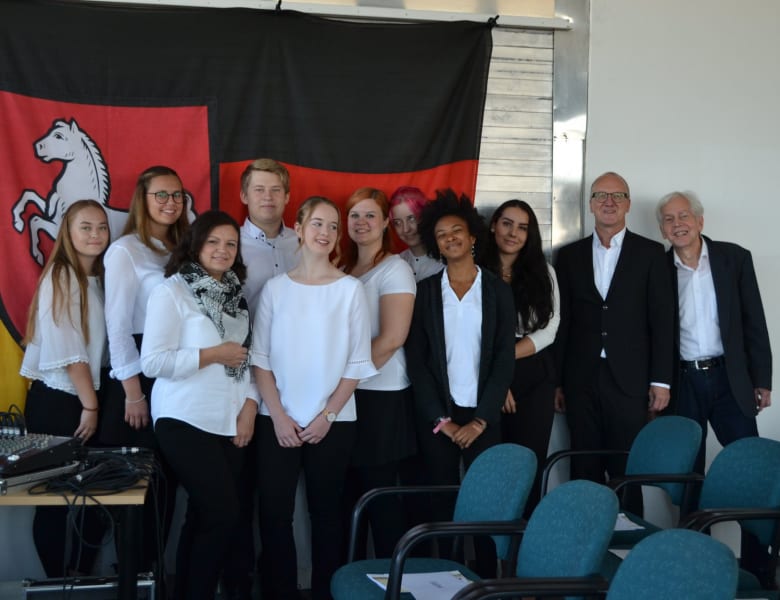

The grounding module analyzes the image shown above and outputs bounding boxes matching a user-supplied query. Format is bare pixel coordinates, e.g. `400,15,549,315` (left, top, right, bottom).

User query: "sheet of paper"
614,512,645,531
367,570,472,599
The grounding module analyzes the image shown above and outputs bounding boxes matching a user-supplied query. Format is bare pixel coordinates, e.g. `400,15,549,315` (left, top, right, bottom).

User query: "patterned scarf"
180,261,251,381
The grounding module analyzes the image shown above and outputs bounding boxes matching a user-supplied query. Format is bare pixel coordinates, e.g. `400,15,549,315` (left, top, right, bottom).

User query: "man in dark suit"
658,190,773,586
554,172,674,505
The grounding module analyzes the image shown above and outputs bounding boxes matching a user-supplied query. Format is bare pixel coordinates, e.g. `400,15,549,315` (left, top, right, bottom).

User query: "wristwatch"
322,409,337,423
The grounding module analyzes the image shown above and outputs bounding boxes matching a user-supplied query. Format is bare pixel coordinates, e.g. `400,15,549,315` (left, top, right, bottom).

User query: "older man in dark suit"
554,172,674,508
658,190,774,587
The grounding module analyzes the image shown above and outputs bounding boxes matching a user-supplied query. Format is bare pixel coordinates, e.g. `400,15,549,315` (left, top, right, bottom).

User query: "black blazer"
668,236,772,417
405,268,516,428
554,230,675,398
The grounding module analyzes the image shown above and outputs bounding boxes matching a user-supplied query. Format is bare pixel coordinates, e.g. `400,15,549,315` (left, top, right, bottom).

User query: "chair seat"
610,511,662,549
331,558,480,599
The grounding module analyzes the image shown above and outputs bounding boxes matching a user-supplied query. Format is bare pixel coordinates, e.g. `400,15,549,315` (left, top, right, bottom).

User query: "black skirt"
352,387,417,467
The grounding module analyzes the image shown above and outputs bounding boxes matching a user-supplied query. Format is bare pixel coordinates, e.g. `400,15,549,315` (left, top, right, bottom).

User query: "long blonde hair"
24,200,108,346
296,196,342,266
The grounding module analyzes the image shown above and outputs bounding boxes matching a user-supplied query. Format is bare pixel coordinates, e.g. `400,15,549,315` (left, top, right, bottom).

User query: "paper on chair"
367,570,472,599
614,512,645,531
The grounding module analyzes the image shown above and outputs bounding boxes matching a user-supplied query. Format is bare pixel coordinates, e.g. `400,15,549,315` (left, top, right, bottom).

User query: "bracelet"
81,405,99,412
432,417,451,434
125,394,147,405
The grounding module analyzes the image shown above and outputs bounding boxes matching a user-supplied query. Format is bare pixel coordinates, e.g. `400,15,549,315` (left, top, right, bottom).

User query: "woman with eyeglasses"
481,199,560,514
102,165,190,576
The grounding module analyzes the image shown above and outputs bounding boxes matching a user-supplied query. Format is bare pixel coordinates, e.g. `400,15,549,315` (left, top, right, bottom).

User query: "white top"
518,262,561,353
442,267,483,408
141,275,257,436
21,272,106,394
241,220,300,314
251,273,378,427
673,239,724,361
356,255,416,391
399,248,444,282
105,234,169,380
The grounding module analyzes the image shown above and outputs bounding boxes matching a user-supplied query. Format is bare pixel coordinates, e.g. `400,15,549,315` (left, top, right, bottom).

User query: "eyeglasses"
147,190,184,205
591,191,629,204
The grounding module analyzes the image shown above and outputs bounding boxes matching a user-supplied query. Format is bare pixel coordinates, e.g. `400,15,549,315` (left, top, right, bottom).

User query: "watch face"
325,411,336,422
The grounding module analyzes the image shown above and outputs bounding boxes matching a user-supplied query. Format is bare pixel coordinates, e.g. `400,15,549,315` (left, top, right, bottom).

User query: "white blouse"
251,273,378,427
356,255,416,391
442,268,482,408
105,234,170,381
399,248,444,282
520,263,561,354
141,275,257,436
20,271,106,394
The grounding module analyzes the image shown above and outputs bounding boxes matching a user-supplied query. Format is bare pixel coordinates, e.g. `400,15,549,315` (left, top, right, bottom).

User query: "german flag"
0,0,492,408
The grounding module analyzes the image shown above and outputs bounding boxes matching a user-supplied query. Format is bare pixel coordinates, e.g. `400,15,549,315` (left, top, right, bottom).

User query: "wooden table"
0,479,148,600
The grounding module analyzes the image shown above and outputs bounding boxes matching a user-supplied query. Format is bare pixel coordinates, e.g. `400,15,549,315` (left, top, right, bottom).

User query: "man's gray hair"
656,191,704,225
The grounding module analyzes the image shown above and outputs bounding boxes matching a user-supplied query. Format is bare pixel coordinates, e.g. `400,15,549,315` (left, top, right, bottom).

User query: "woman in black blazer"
405,189,515,575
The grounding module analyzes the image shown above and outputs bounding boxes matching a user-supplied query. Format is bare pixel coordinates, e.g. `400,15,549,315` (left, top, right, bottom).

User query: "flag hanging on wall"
0,0,492,410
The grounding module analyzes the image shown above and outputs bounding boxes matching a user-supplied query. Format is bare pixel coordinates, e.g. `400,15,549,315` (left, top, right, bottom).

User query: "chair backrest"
516,480,618,578
607,529,738,600
699,436,780,546
453,443,536,560
625,416,702,505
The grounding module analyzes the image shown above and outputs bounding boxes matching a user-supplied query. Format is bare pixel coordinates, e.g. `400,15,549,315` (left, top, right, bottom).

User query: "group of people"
18,161,773,599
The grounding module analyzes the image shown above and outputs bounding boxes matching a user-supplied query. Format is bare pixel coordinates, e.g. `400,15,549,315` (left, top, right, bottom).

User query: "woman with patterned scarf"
141,210,258,600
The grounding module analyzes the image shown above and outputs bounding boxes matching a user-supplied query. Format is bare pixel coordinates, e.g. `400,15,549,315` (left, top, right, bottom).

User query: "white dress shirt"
519,262,561,353
21,272,106,394
141,275,257,436
251,274,378,427
104,234,169,380
442,267,482,408
399,248,444,282
356,255,416,391
674,239,724,361
240,219,299,315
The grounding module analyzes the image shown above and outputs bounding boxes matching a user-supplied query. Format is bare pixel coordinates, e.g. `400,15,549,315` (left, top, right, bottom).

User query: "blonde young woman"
20,199,109,577
252,196,376,600
343,187,417,558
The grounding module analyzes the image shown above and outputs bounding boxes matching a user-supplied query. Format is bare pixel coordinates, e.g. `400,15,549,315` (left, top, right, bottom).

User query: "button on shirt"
674,239,724,361
442,267,482,408
592,228,626,358
240,220,299,315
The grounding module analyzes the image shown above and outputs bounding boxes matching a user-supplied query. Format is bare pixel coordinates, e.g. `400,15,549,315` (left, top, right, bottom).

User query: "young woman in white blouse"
141,210,257,600
482,199,560,514
252,196,377,600
20,200,109,577
388,186,443,282
343,187,416,558
102,165,189,574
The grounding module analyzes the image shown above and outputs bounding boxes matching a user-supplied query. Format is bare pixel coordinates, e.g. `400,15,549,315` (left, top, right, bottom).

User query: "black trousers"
155,417,244,600
256,415,356,600
565,359,647,515
24,380,106,578
502,349,555,516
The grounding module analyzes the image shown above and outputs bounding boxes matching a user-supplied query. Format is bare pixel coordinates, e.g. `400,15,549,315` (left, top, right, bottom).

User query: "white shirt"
21,272,106,394
399,248,444,282
356,255,416,391
520,262,561,353
251,274,378,427
674,240,724,361
141,275,257,436
240,220,299,314
442,267,482,408
104,234,169,380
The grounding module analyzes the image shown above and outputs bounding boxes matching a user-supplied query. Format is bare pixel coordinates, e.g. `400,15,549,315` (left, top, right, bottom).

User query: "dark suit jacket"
554,229,675,398
405,268,516,428
668,236,772,417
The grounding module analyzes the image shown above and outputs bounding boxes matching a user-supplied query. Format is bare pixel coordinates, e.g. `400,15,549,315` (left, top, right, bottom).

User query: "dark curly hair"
482,199,553,332
165,210,247,282
418,189,487,263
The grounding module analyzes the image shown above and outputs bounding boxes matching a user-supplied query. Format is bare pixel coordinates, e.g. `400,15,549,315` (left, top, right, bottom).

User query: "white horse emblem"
11,118,126,264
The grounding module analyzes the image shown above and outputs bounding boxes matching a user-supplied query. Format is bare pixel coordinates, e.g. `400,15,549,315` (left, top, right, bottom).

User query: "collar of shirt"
673,237,709,272
591,226,626,251
441,265,483,299
242,219,288,244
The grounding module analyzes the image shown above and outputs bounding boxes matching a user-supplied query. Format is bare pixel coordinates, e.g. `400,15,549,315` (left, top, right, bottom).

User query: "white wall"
586,0,780,450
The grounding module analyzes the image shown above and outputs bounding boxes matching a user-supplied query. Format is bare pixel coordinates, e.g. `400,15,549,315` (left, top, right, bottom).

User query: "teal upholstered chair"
330,443,536,600
454,528,738,600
